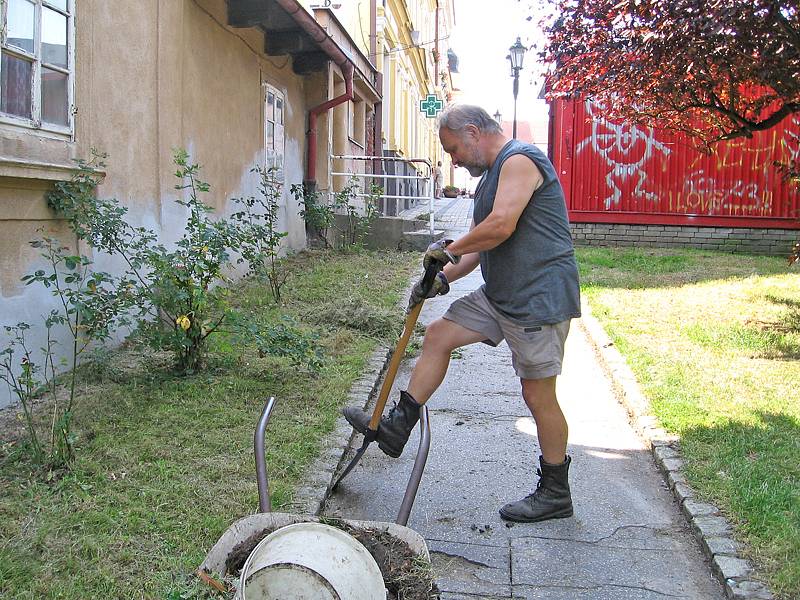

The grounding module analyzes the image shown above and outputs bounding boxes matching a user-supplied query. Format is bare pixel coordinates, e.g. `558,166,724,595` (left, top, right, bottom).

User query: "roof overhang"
225,0,379,100
312,8,380,102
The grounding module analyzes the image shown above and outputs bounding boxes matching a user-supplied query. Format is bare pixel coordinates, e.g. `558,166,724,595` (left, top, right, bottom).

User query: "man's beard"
465,164,486,177
462,145,487,177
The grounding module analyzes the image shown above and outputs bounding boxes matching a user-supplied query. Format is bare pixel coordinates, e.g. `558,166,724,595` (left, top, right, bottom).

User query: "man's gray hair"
438,104,503,135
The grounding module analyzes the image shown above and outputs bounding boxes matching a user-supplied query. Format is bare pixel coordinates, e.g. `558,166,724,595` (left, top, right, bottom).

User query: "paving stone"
673,482,695,502
704,536,741,556
666,469,687,490
653,445,679,461
661,457,684,472
440,593,509,600
693,515,733,538
683,498,719,517
727,579,774,599
511,536,716,597
515,584,685,599
429,539,510,597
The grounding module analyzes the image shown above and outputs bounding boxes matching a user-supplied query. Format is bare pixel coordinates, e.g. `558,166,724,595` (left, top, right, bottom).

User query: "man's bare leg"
342,317,484,457
499,375,573,522
521,376,568,464
407,317,487,404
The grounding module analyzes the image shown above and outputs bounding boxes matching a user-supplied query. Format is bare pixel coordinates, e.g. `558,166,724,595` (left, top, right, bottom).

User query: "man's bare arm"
442,250,479,282
445,155,542,258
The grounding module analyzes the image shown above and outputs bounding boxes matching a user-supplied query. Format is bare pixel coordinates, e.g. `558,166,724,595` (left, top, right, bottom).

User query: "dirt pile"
223,522,440,600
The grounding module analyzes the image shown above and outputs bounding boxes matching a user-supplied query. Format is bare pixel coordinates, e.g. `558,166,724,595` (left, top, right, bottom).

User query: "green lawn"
577,247,800,599
0,249,417,599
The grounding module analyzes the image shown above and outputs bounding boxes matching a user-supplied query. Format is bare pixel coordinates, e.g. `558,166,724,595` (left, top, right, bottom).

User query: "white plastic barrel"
240,522,386,600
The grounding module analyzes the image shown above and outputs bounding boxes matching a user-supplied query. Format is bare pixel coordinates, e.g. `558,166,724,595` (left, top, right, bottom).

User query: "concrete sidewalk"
399,196,475,232
322,210,728,599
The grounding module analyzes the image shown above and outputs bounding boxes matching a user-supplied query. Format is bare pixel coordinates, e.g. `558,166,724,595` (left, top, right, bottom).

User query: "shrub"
232,166,289,303
47,149,286,373
295,183,334,247
331,178,380,249
1,236,139,468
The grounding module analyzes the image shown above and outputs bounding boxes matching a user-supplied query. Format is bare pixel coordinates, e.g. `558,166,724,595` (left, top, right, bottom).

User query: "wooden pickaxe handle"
367,260,442,430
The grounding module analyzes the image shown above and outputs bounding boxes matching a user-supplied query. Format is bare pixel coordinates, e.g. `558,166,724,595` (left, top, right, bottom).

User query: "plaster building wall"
81,0,310,248
0,0,313,408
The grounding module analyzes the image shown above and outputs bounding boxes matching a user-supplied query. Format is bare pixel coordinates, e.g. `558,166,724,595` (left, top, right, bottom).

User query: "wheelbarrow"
198,397,434,599
198,262,442,598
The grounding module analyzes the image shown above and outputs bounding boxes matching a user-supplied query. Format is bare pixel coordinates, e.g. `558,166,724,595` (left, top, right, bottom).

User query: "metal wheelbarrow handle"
254,396,430,526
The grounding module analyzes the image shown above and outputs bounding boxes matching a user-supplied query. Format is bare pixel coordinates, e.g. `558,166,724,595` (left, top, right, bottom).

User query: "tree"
541,0,800,261
542,0,800,147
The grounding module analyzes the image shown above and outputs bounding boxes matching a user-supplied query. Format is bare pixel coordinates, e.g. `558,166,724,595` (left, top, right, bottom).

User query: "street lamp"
507,37,527,139
493,109,502,126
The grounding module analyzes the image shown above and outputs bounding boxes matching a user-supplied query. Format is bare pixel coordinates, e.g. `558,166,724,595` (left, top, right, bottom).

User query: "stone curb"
578,300,774,600
285,343,393,517
286,275,419,517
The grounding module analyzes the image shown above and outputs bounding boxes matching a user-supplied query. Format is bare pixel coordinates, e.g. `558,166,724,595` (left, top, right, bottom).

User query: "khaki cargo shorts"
442,287,571,380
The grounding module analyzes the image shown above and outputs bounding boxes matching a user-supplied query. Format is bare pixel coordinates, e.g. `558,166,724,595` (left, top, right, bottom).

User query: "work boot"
499,455,573,522
342,391,422,458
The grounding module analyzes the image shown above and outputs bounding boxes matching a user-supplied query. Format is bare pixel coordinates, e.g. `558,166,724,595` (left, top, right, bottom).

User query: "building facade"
0,0,381,408
307,0,457,214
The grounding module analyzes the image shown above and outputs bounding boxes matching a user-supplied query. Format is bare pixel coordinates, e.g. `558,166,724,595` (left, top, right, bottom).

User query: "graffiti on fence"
673,170,772,216
576,99,671,209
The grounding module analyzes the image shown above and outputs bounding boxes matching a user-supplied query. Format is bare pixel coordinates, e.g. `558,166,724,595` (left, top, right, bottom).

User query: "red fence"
549,98,800,229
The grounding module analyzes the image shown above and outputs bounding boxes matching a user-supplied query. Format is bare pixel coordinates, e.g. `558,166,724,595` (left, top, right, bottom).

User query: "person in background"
433,161,443,198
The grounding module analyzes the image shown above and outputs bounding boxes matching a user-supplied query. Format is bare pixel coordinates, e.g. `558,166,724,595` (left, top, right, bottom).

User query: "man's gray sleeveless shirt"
473,139,581,326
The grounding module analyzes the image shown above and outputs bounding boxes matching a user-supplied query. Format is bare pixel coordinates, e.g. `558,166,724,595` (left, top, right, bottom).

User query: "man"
343,105,581,523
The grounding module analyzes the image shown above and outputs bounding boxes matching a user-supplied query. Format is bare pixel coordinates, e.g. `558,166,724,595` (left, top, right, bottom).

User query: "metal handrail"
330,154,437,235
329,171,429,181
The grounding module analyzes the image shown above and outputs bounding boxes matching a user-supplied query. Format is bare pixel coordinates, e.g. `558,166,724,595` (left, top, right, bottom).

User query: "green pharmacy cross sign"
420,94,443,118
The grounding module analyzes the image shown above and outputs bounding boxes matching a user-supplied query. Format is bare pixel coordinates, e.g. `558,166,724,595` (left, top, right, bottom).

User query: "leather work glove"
408,271,450,312
423,239,460,269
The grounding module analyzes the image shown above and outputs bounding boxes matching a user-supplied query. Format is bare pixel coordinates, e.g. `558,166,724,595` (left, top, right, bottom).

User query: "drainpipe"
434,1,439,85
371,0,383,172
373,74,383,167
274,0,355,184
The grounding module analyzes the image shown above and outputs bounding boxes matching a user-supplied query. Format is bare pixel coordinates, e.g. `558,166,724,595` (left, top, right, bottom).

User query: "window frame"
263,81,286,185
0,0,74,137
348,97,365,148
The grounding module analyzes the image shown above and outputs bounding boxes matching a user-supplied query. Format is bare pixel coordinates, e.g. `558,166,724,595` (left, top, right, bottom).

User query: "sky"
446,0,551,187
448,0,550,138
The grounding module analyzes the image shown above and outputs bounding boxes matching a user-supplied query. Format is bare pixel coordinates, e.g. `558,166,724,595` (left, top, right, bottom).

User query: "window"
348,99,355,140
1,0,73,133
264,83,285,182
348,98,364,147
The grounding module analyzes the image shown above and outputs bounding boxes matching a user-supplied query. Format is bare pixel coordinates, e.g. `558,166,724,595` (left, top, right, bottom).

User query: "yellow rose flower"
176,315,191,331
